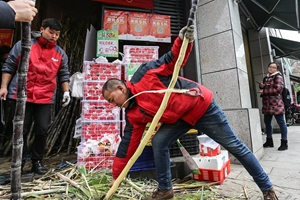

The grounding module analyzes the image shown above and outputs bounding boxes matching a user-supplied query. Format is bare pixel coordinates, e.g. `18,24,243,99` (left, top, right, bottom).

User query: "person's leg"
274,114,288,151
30,104,51,174
194,99,273,192
263,114,274,147
31,104,51,161
151,120,192,191
0,99,16,154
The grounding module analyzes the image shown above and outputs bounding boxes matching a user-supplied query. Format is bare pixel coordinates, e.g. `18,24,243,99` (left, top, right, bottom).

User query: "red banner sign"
92,0,153,10
103,10,128,39
0,29,13,47
149,14,171,43
127,12,150,40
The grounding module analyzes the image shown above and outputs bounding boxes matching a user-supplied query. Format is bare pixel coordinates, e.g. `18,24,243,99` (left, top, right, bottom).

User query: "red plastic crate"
83,62,121,81
83,81,105,101
77,155,114,170
193,159,230,185
81,101,120,121
81,122,121,141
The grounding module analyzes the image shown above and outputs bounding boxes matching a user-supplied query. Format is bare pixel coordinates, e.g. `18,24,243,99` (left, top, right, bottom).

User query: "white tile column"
196,0,264,161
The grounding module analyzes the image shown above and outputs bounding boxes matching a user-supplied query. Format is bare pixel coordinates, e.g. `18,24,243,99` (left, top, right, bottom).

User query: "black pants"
23,102,51,161
4,99,51,160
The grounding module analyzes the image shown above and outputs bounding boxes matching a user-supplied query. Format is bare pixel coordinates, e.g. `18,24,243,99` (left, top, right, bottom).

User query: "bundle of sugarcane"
0,163,238,199
45,98,81,156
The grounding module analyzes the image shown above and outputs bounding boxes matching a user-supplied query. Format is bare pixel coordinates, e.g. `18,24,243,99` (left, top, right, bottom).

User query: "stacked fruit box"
122,45,160,144
192,135,230,184
123,45,159,80
77,61,122,170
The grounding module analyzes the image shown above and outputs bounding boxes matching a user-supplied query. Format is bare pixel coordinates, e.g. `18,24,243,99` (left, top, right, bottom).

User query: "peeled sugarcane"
10,1,36,199
104,1,198,199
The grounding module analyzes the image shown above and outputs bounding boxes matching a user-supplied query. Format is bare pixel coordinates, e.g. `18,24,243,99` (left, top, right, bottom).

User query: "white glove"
62,91,70,107
179,25,195,43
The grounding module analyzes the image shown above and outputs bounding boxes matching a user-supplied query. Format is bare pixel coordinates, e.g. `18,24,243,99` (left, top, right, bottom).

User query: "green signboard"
96,30,119,57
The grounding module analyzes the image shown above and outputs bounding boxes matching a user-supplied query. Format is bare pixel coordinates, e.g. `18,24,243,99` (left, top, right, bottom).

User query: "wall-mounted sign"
96,30,119,58
149,14,171,43
103,9,171,43
0,29,14,47
103,10,128,40
127,12,150,41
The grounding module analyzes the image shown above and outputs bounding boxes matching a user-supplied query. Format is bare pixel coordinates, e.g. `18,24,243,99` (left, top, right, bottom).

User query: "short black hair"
101,78,124,96
41,18,62,31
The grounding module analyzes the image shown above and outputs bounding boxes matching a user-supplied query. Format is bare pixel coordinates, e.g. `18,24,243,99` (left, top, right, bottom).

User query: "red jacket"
2,35,70,104
113,37,213,179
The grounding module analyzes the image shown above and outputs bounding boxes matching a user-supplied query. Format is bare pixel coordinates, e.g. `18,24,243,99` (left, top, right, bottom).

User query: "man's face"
40,27,60,42
103,85,130,108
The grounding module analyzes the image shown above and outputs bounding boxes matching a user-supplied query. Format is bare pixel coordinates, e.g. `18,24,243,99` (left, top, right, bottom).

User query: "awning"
270,36,300,60
239,0,300,31
290,74,300,83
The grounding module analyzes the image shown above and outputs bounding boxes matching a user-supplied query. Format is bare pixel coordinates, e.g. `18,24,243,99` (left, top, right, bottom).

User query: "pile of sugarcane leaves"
0,163,240,200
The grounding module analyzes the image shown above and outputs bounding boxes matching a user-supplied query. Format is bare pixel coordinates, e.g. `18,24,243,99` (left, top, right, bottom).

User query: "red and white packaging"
192,150,230,184
197,134,221,156
192,150,229,170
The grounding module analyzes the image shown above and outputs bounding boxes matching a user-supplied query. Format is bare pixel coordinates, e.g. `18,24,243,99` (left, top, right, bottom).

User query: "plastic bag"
69,72,83,98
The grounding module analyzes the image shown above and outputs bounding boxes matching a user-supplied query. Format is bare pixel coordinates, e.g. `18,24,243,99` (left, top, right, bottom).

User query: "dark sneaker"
143,188,174,200
31,160,48,175
263,187,279,200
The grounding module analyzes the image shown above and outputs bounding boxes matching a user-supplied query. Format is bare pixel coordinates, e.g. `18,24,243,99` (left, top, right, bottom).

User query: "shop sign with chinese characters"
96,30,119,58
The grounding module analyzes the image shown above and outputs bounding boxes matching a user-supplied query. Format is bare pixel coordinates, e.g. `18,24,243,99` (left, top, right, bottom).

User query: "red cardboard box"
193,159,230,184
199,144,221,156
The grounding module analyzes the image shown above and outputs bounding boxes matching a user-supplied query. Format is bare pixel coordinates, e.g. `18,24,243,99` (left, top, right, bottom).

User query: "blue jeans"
152,99,272,191
264,114,287,140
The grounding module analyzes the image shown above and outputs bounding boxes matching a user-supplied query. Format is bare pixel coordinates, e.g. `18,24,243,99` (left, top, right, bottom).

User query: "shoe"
31,160,48,175
278,139,288,151
143,188,174,200
263,137,274,148
263,187,279,200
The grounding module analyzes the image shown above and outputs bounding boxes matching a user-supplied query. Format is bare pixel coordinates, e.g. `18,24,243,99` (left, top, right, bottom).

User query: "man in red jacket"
102,26,278,200
0,18,70,175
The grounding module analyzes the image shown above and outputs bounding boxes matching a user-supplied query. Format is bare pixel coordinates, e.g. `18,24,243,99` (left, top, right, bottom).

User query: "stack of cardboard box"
192,135,230,184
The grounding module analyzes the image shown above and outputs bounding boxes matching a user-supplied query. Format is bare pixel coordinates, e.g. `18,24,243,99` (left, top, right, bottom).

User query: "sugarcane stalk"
56,172,81,189
67,127,76,154
105,1,198,199
10,0,36,197
57,98,78,153
45,107,69,156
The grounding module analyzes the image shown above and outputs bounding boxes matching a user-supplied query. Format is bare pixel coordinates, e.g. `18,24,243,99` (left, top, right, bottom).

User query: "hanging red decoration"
91,0,154,10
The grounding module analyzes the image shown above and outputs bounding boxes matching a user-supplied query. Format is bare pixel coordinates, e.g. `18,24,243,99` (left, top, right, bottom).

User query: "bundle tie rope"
120,89,191,109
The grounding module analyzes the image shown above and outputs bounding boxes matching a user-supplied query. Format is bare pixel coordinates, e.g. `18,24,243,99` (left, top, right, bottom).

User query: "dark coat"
260,72,285,115
0,1,15,29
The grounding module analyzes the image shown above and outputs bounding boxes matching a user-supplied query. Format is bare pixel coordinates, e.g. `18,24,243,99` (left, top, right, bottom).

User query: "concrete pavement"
217,125,300,199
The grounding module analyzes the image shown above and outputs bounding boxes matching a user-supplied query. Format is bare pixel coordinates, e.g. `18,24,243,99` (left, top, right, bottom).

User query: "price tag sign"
96,30,119,57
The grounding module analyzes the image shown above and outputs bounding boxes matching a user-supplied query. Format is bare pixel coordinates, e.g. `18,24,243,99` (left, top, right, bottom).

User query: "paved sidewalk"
217,125,300,199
